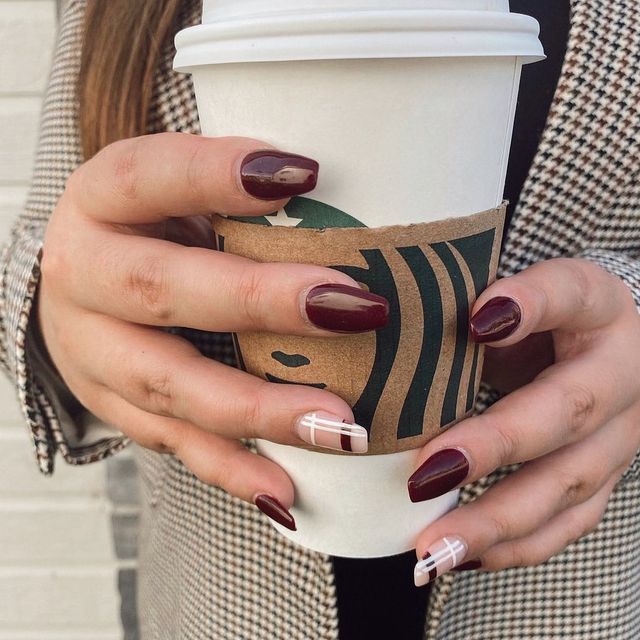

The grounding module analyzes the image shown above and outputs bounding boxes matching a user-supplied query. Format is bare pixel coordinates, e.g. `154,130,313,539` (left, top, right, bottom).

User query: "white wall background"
0,2,129,638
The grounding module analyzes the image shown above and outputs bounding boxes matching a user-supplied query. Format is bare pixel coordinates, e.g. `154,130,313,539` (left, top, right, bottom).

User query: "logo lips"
265,373,327,389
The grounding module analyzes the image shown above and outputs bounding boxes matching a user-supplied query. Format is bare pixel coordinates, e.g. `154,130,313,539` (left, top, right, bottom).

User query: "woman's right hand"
38,133,387,527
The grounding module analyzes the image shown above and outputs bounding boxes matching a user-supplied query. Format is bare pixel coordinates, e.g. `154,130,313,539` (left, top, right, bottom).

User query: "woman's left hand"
409,257,640,586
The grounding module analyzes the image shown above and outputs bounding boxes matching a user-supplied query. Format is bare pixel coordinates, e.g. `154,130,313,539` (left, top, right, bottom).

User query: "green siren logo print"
215,197,505,455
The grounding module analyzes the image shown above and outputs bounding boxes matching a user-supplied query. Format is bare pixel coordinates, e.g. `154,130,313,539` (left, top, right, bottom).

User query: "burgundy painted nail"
255,494,297,531
241,151,319,200
470,297,522,343
452,559,482,572
408,449,470,503
305,284,390,333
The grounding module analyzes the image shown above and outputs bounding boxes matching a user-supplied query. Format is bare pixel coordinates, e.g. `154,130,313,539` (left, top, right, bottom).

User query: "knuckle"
562,382,597,436
566,260,597,317
527,280,550,322
493,421,521,464
123,361,175,417
236,265,269,328
557,471,592,508
487,510,513,541
138,435,173,454
142,369,175,416
108,138,144,203
127,256,173,322
238,380,271,437
184,137,209,202
148,437,174,455
154,430,178,455
118,415,174,454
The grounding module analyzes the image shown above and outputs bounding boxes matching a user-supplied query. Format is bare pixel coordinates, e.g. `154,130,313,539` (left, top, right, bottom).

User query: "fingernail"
241,151,319,200
295,411,369,453
414,536,468,587
305,284,389,333
408,448,469,503
254,494,297,531
470,297,522,343
452,559,482,572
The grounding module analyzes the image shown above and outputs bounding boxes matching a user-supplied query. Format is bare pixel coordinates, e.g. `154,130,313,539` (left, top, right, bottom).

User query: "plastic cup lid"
174,0,545,70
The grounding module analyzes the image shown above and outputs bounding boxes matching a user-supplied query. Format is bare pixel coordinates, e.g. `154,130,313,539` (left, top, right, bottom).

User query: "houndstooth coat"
2,1,640,638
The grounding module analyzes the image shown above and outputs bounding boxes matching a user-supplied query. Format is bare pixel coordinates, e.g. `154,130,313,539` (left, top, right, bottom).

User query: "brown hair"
78,0,182,160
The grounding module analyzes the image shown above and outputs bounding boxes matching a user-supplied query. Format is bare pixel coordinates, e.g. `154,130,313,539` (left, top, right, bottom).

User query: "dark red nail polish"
255,494,297,531
408,449,469,503
470,297,522,343
241,151,319,200
452,559,482,572
305,284,389,333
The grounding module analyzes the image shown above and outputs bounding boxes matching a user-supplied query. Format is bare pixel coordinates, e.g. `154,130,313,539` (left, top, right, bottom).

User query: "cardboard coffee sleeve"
213,198,505,455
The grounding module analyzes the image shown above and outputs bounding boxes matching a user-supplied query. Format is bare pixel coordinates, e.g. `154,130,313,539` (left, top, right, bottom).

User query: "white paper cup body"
192,56,524,224
256,441,459,558
175,4,542,558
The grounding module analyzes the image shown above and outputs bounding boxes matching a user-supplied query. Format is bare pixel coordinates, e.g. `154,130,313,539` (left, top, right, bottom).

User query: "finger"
85,384,295,510
470,258,632,344
412,416,632,586
62,313,369,454
66,133,318,223
60,222,383,335
477,475,618,572
409,355,637,501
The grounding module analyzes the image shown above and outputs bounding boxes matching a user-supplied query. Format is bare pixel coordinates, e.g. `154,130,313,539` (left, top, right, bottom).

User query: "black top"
333,3,571,639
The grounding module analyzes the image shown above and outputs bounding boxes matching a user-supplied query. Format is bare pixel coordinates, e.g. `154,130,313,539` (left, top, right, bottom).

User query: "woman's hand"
39,132,386,529
409,258,640,585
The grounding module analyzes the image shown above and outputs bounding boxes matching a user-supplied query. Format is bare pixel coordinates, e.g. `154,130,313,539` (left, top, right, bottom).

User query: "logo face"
217,198,505,455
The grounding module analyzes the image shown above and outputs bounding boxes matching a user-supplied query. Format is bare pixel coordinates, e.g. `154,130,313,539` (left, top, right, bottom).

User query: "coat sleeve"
0,0,127,475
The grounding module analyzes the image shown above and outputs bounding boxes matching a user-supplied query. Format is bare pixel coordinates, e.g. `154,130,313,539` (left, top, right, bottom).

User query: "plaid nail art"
296,411,368,453
415,537,467,587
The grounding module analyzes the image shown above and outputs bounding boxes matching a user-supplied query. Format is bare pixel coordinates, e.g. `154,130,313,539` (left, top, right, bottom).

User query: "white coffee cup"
174,0,544,558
